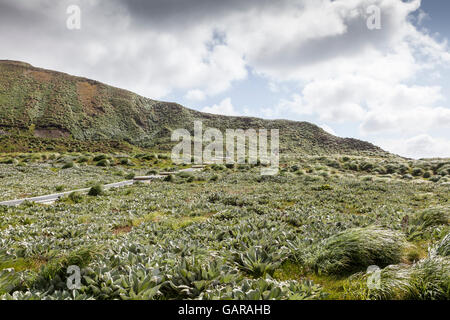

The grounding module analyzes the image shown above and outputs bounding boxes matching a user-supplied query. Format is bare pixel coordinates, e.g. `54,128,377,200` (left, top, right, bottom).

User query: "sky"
0,0,449,159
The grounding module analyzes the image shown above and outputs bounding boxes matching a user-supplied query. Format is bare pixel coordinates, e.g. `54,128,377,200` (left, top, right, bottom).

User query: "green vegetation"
0,151,178,201
62,161,74,169
88,184,104,196
303,227,406,276
344,235,450,300
0,60,383,155
0,152,448,300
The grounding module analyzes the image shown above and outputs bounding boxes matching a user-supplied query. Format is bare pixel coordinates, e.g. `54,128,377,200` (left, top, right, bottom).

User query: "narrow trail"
0,167,203,207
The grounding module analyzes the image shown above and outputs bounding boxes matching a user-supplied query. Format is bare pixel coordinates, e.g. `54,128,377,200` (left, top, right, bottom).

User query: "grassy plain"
0,152,448,299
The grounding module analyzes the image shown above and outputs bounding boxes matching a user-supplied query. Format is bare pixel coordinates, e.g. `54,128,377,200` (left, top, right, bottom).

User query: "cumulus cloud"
0,0,249,98
378,134,450,159
201,98,238,116
361,106,450,134
185,89,206,101
272,75,449,133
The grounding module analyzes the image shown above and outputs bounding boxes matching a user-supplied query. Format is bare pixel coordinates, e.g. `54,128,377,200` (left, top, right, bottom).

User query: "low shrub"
77,156,89,163
413,207,449,229
423,171,432,179
164,174,175,182
211,164,225,171
2,158,18,165
96,159,110,167
36,246,99,283
225,163,235,169
62,161,74,169
120,158,131,165
177,171,193,179
68,191,83,203
125,173,135,180
359,162,374,172
317,184,332,191
343,161,359,171
412,168,424,177
88,184,104,196
93,154,107,162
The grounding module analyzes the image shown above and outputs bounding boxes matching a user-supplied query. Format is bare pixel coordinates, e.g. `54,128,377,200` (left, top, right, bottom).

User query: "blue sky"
1,0,449,158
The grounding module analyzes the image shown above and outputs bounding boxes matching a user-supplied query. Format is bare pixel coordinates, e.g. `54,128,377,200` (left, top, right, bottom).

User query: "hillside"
0,60,385,155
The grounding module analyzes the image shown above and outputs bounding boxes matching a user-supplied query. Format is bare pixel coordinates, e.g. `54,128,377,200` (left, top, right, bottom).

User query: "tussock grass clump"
68,191,83,204
306,226,406,275
433,233,450,257
177,171,193,179
164,174,175,182
406,233,450,299
61,161,74,169
344,263,412,300
96,159,110,167
77,156,89,163
406,255,450,300
119,158,131,165
411,168,424,177
413,207,449,229
408,206,450,240
88,184,103,196
38,247,99,281
348,256,450,300
2,158,18,165
345,234,450,300
92,154,108,162
125,172,135,180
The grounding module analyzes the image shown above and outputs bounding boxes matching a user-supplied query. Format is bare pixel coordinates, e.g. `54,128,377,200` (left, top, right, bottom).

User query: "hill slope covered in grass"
0,60,386,155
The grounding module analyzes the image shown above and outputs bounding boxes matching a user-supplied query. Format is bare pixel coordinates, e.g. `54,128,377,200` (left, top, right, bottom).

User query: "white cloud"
416,9,429,26
201,98,238,116
0,1,248,99
361,106,450,134
378,134,450,159
268,82,280,93
319,124,337,136
185,89,206,101
270,73,448,134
